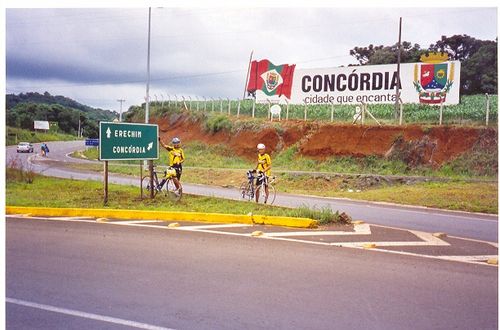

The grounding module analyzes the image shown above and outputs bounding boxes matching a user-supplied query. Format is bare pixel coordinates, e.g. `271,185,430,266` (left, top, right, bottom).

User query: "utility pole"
394,17,402,121
146,7,154,199
117,99,125,122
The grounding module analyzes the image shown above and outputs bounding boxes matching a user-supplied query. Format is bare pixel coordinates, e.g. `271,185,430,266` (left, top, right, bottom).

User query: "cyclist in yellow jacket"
254,143,272,203
159,137,185,192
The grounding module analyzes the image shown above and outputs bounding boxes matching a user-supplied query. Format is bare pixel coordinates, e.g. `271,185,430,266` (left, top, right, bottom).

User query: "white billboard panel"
34,121,50,130
255,61,460,106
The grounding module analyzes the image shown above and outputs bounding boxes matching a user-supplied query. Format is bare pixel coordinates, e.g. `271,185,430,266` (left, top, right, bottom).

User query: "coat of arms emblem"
261,69,283,93
413,52,455,104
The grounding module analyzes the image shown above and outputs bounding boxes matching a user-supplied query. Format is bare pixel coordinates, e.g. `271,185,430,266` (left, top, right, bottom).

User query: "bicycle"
240,170,276,205
142,165,182,201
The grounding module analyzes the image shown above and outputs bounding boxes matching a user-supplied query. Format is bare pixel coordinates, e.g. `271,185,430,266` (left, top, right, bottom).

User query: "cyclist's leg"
255,175,263,202
263,175,270,203
173,166,182,190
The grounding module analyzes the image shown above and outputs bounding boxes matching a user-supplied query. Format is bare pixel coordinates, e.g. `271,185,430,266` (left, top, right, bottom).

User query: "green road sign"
99,122,159,160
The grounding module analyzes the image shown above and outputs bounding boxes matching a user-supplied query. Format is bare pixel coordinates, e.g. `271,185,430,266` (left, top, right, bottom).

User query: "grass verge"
6,169,347,225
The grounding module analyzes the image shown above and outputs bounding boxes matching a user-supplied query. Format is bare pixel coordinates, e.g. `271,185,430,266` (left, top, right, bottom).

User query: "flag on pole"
246,59,296,99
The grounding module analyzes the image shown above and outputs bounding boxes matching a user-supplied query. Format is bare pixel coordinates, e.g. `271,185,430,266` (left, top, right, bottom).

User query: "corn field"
148,94,497,126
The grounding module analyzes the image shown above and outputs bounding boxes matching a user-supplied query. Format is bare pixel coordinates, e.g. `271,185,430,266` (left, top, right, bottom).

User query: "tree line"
349,34,497,95
6,92,117,138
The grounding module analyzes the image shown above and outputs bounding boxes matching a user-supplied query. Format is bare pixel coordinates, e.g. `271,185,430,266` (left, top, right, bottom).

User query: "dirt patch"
154,112,497,166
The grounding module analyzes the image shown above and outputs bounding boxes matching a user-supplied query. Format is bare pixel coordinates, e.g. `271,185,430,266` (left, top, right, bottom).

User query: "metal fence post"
219,98,223,113
361,103,365,125
330,102,334,122
252,98,256,118
304,103,307,121
485,93,490,126
237,99,241,118
286,101,289,121
227,98,231,115
399,98,403,126
439,99,444,125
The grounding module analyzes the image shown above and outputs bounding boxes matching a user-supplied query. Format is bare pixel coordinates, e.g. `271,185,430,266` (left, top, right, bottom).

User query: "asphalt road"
6,217,498,330
6,141,498,242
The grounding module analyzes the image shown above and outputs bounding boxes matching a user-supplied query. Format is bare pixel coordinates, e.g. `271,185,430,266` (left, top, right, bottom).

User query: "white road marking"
264,223,371,237
437,255,498,262
6,215,496,266
6,298,175,330
6,215,97,224
177,224,250,230
51,216,95,220
409,230,450,246
111,220,163,225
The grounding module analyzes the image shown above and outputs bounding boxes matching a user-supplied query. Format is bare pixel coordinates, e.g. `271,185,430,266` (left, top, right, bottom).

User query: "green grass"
332,181,498,214
6,169,347,225
6,126,79,145
76,140,496,180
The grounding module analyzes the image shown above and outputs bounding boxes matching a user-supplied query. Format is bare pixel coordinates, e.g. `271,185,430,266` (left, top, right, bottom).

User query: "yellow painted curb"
353,220,365,225
487,258,498,265
252,214,318,229
168,222,180,228
433,232,447,238
363,243,377,249
6,206,317,229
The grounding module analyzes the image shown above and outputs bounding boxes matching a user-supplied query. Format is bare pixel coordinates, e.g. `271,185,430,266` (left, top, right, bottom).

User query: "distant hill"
6,92,118,138
6,91,117,122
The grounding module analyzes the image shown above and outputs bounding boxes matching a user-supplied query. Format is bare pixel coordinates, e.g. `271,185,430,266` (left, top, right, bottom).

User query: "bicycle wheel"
256,184,276,205
239,181,253,201
141,175,158,198
165,178,182,201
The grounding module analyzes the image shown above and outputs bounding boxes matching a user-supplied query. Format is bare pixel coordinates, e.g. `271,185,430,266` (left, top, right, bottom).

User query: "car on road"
16,142,34,153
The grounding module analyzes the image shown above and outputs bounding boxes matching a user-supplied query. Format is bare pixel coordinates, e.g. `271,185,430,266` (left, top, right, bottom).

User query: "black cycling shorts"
172,164,182,180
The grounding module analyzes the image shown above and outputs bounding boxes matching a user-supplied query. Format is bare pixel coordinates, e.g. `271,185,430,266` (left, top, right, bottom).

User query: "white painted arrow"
106,127,111,138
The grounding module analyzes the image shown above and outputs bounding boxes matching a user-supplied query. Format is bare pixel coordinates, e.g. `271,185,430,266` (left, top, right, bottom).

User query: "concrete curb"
6,206,318,229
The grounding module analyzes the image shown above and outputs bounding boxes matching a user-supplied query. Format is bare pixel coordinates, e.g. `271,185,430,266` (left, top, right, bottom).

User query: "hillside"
6,92,117,121
6,92,118,138
141,107,497,179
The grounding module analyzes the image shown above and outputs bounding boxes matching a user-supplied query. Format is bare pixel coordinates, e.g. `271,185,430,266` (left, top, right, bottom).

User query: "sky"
4,3,498,113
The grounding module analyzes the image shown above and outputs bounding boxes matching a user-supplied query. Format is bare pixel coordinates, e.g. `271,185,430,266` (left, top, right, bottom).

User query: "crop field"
151,94,497,126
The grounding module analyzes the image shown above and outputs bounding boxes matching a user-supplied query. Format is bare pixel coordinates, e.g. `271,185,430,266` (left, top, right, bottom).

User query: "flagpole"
243,50,254,99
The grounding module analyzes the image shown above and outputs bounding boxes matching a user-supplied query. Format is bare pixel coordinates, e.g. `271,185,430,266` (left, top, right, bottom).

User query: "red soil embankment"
156,114,496,166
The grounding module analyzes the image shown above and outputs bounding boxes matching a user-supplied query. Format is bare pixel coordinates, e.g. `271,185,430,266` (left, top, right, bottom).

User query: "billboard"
247,59,460,106
34,121,50,130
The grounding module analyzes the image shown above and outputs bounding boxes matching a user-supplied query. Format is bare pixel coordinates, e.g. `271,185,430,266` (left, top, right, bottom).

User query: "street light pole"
145,7,154,198
117,99,125,122
394,17,402,121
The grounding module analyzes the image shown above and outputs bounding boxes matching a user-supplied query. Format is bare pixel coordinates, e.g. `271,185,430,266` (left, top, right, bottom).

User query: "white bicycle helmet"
257,143,265,150
172,137,181,144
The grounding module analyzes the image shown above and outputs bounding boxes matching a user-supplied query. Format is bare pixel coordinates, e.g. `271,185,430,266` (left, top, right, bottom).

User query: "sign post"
104,161,108,205
99,122,159,203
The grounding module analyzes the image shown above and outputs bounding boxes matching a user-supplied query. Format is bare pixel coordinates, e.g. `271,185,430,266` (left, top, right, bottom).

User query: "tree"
350,36,497,95
429,34,483,61
350,42,423,65
461,42,498,94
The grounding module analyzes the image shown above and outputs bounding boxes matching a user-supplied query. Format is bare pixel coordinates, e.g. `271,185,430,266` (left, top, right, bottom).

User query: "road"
6,216,498,329
6,141,498,242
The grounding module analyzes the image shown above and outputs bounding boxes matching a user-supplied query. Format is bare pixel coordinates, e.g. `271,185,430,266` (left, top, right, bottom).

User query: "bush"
203,114,233,134
290,207,351,225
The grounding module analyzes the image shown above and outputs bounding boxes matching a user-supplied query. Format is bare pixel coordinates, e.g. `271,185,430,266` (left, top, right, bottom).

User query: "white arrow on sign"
106,127,111,138
147,142,153,151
